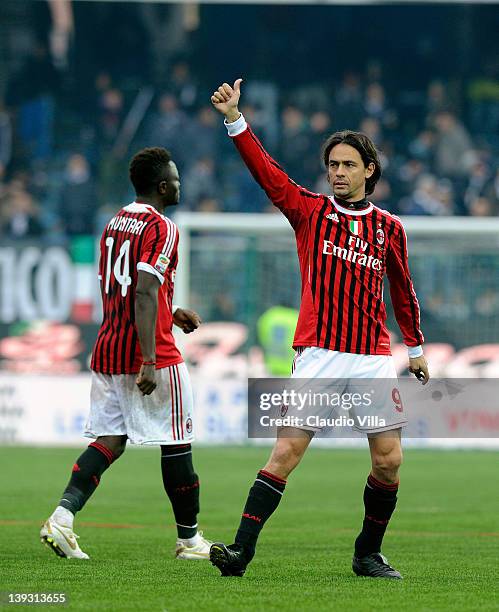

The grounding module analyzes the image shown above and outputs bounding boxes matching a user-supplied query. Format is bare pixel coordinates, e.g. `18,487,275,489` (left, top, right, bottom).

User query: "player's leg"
160,442,211,559
165,364,211,559
40,435,127,559
346,354,405,577
41,372,127,559
233,428,312,550
353,429,403,579
58,435,127,516
118,363,211,558
210,427,312,576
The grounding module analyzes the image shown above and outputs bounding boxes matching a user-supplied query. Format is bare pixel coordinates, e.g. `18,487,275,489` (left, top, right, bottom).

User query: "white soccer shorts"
85,362,194,445
287,347,407,435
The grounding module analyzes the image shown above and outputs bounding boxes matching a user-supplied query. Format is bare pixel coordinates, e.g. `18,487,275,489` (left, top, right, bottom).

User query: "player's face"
160,161,181,206
327,144,375,201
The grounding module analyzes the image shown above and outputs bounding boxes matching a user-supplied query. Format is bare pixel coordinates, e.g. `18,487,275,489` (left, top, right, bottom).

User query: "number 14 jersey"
91,202,182,374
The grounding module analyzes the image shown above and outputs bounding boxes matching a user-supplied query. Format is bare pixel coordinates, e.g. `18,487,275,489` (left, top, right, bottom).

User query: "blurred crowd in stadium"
1,1,499,242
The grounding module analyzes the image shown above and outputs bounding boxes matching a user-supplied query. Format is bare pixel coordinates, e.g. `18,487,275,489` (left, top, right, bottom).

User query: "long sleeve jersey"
226,115,424,356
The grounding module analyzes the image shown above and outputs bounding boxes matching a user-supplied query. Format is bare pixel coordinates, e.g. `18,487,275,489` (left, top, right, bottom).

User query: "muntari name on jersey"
107,215,148,235
323,235,382,271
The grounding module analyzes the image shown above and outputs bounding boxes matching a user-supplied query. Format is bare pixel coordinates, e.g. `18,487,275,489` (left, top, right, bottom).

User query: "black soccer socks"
354,473,399,558
161,444,200,539
59,442,115,514
234,469,287,558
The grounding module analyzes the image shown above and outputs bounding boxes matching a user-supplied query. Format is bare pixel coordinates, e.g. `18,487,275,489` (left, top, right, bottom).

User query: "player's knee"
95,436,127,460
372,448,403,479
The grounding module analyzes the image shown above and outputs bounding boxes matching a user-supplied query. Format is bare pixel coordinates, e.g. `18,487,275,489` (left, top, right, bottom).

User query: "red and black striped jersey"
228,118,424,356
91,202,182,374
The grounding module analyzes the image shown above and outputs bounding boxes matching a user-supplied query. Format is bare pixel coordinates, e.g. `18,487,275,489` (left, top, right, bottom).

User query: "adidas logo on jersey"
326,213,339,222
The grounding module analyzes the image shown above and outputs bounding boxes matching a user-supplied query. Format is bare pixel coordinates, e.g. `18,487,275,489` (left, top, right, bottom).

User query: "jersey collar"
329,196,373,216
123,202,171,223
123,202,156,214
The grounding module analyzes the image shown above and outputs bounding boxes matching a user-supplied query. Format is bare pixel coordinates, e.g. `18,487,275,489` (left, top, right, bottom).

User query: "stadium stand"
0,1,498,245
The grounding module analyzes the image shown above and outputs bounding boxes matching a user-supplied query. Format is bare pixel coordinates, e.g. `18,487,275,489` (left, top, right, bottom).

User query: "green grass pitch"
1,446,498,611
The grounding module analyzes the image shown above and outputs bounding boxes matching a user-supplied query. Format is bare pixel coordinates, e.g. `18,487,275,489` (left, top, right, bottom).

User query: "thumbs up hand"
211,78,243,123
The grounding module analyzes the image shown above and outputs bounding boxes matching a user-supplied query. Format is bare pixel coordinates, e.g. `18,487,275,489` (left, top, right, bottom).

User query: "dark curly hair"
129,147,172,195
322,131,382,196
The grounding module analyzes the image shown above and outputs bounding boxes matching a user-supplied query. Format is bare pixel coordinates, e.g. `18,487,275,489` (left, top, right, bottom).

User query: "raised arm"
211,79,319,226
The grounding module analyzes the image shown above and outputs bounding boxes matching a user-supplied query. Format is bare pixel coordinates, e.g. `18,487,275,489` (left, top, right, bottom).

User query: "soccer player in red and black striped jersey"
208,80,430,579
41,148,212,561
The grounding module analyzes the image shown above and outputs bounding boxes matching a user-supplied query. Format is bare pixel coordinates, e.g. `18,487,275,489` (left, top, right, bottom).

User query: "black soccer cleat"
352,552,403,579
209,542,248,577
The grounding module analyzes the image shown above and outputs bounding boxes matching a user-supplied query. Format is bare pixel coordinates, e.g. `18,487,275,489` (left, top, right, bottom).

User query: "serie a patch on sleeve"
154,254,170,274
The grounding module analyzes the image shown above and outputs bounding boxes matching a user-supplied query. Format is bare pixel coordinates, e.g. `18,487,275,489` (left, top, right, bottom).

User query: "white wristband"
224,113,247,137
172,304,180,314
407,345,423,358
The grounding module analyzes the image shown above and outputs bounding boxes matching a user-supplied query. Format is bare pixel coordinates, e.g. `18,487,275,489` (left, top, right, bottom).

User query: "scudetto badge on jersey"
155,253,170,274
349,220,362,235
